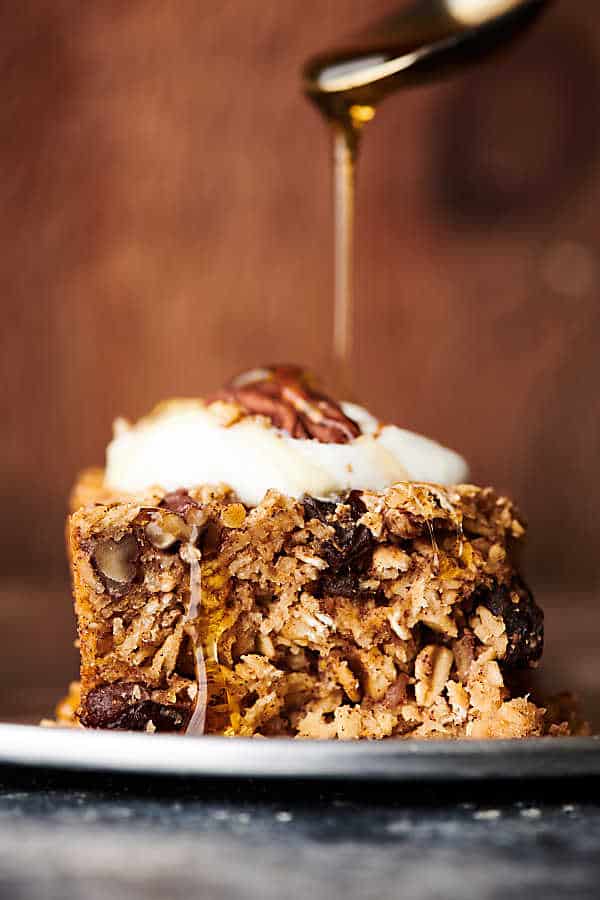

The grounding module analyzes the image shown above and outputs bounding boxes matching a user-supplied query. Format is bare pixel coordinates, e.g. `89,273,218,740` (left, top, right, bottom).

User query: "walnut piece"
145,512,191,550
93,535,138,591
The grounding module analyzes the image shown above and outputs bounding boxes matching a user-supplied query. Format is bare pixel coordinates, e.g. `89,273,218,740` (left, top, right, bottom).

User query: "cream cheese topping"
105,399,469,505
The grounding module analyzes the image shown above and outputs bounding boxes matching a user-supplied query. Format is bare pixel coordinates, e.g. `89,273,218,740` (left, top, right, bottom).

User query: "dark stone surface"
0,769,598,899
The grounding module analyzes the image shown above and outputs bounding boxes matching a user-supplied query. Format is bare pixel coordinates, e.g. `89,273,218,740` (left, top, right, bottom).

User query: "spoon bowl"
304,0,551,123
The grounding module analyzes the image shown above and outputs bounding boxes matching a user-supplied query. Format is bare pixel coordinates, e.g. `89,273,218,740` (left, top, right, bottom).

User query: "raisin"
303,491,365,526
345,490,367,521
302,492,373,599
317,523,375,600
327,523,374,569
302,496,337,523
470,578,544,668
318,571,358,598
80,683,190,732
383,674,410,710
162,489,200,517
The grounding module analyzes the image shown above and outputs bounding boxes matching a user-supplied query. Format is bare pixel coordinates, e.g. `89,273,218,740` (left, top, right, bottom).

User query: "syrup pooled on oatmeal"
303,0,547,397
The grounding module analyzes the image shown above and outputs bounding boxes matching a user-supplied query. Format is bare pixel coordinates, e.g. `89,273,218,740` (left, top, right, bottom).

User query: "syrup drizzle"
182,527,241,737
183,527,208,736
332,126,356,400
331,108,373,400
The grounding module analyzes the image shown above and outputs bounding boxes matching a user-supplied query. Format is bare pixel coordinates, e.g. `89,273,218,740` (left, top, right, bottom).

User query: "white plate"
0,724,599,781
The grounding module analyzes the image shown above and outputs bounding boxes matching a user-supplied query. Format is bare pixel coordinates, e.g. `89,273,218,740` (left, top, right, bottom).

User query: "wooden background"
0,1,599,718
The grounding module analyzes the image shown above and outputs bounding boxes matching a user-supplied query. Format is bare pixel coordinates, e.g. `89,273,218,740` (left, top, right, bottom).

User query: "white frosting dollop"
105,400,469,506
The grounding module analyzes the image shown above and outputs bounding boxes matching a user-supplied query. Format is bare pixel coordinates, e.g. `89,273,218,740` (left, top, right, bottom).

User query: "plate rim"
0,723,598,781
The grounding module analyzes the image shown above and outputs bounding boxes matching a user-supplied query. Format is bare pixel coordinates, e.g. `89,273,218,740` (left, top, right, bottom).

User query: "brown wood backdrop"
0,1,599,715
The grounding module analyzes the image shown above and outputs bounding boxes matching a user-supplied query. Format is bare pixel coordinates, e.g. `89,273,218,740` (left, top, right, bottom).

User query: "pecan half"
213,365,361,444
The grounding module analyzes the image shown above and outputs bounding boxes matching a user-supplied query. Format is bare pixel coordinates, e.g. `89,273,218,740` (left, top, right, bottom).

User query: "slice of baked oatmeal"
69,479,547,739
65,365,578,739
